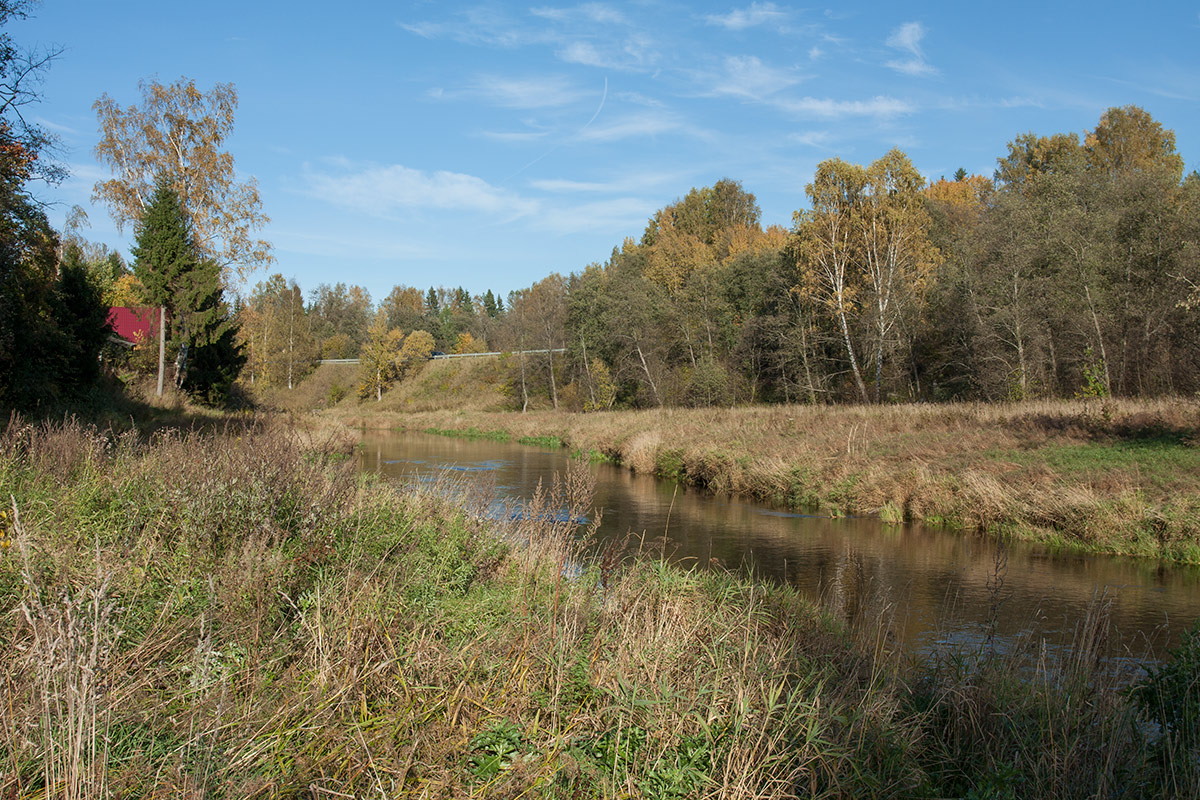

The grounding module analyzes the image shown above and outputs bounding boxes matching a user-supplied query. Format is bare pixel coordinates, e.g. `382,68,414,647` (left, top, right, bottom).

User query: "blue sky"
18,1,1200,303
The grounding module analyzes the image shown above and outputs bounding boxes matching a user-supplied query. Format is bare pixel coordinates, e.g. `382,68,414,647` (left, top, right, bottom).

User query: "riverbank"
332,398,1200,563
4,416,1196,797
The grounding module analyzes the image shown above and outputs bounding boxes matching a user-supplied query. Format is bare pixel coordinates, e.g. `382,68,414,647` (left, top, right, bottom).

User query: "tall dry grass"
360,396,1200,562
1,415,1197,797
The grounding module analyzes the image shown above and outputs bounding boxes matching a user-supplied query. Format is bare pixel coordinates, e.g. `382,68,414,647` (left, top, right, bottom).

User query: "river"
358,430,1200,664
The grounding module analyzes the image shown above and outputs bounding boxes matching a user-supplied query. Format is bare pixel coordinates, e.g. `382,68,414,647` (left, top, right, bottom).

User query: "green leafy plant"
468,719,525,780
1076,347,1109,400
1130,621,1200,749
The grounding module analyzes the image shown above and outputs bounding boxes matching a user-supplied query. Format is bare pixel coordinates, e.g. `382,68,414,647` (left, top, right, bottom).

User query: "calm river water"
358,430,1200,663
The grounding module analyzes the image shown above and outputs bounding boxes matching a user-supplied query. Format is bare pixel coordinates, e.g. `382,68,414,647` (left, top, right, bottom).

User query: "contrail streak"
502,77,607,183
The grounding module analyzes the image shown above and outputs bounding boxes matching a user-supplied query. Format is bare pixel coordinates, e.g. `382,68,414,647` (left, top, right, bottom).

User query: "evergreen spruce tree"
175,256,245,404
131,181,244,405
130,181,194,311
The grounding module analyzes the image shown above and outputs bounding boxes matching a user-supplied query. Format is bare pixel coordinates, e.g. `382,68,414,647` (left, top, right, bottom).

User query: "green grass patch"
987,438,1200,493
654,448,687,482
423,426,512,442
879,500,905,525
516,434,564,449
571,446,618,464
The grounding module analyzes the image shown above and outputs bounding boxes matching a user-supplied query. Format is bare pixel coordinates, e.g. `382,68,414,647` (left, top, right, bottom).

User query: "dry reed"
1,415,1197,797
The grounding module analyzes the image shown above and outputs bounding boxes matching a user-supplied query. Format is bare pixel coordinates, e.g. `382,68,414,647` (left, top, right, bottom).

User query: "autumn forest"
230,105,1200,412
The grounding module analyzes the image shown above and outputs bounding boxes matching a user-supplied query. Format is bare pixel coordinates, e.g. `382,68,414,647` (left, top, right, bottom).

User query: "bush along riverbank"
340,397,1200,564
2,417,1199,798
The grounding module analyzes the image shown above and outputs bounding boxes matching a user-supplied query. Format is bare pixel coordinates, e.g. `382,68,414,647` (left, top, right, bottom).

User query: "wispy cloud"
558,40,607,67
531,4,628,25
574,112,690,142
464,75,582,108
775,96,913,118
534,196,656,234
704,2,788,31
557,32,659,70
930,95,1045,112
399,8,547,48
530,178,616,192
789,130,834,148
885,21,937,77
710,55,803,100
305,163,539,220
33,116,80,136
614,90,665,108
302,159,665,239
530,170,687,194
478,130,553,143
401,5,658,71
1093,71,1200,103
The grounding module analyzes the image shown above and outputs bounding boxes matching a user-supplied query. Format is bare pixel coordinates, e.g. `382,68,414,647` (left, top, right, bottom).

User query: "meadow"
3,415,1198,798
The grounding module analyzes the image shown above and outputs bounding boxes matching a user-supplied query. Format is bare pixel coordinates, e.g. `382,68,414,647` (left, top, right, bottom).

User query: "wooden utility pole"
156,306,165,396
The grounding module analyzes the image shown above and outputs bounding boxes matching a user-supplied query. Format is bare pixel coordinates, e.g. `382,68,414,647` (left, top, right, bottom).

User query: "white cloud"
886,21,925,54
400,5,657,71
305,163,538,220
558,32,659,70
478,130,552,143
467,75,581,108
705,2,787,31
33,116,80,136
559,40,606,66
885,21,937,77
534,196,656,234
530,178,614,192
398,8,547,48
808,46,823,61
574,112,687,142
531,4,628,25
529,171,687,194
930,95,1045,112
614,90,665,108
710,55,802,100
775,95,913,118
790,130,833,148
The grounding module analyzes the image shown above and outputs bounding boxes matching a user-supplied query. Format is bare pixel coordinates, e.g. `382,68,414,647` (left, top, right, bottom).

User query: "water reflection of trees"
361,432,1200,658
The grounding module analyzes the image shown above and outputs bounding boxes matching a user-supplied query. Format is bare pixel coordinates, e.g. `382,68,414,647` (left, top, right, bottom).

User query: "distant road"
319,348,565,366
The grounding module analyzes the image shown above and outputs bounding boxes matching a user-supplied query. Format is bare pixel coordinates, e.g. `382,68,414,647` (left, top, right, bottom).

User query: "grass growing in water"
516,434,565,449
421,425,564,450
2,416,1198,797
423,425,513,442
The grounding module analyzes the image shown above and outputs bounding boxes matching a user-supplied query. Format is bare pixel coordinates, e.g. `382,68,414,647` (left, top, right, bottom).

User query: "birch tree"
246,274,314,389
793,158,870,402
858,149,941,401
93,77,272,281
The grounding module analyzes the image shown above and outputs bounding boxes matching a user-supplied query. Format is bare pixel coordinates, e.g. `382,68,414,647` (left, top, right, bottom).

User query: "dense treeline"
1,7,254,412
241,105,1199,408
0,2,113,410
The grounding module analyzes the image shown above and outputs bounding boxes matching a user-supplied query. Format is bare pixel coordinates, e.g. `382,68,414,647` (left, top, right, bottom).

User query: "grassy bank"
332,397,1200,563
3,416,1197,798
257,358,510,416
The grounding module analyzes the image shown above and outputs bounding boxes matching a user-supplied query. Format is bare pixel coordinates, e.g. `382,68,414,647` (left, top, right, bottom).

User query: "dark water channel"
358,430,1200,665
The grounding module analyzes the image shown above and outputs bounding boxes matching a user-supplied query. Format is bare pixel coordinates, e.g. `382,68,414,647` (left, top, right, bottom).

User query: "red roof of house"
107,307,163,344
